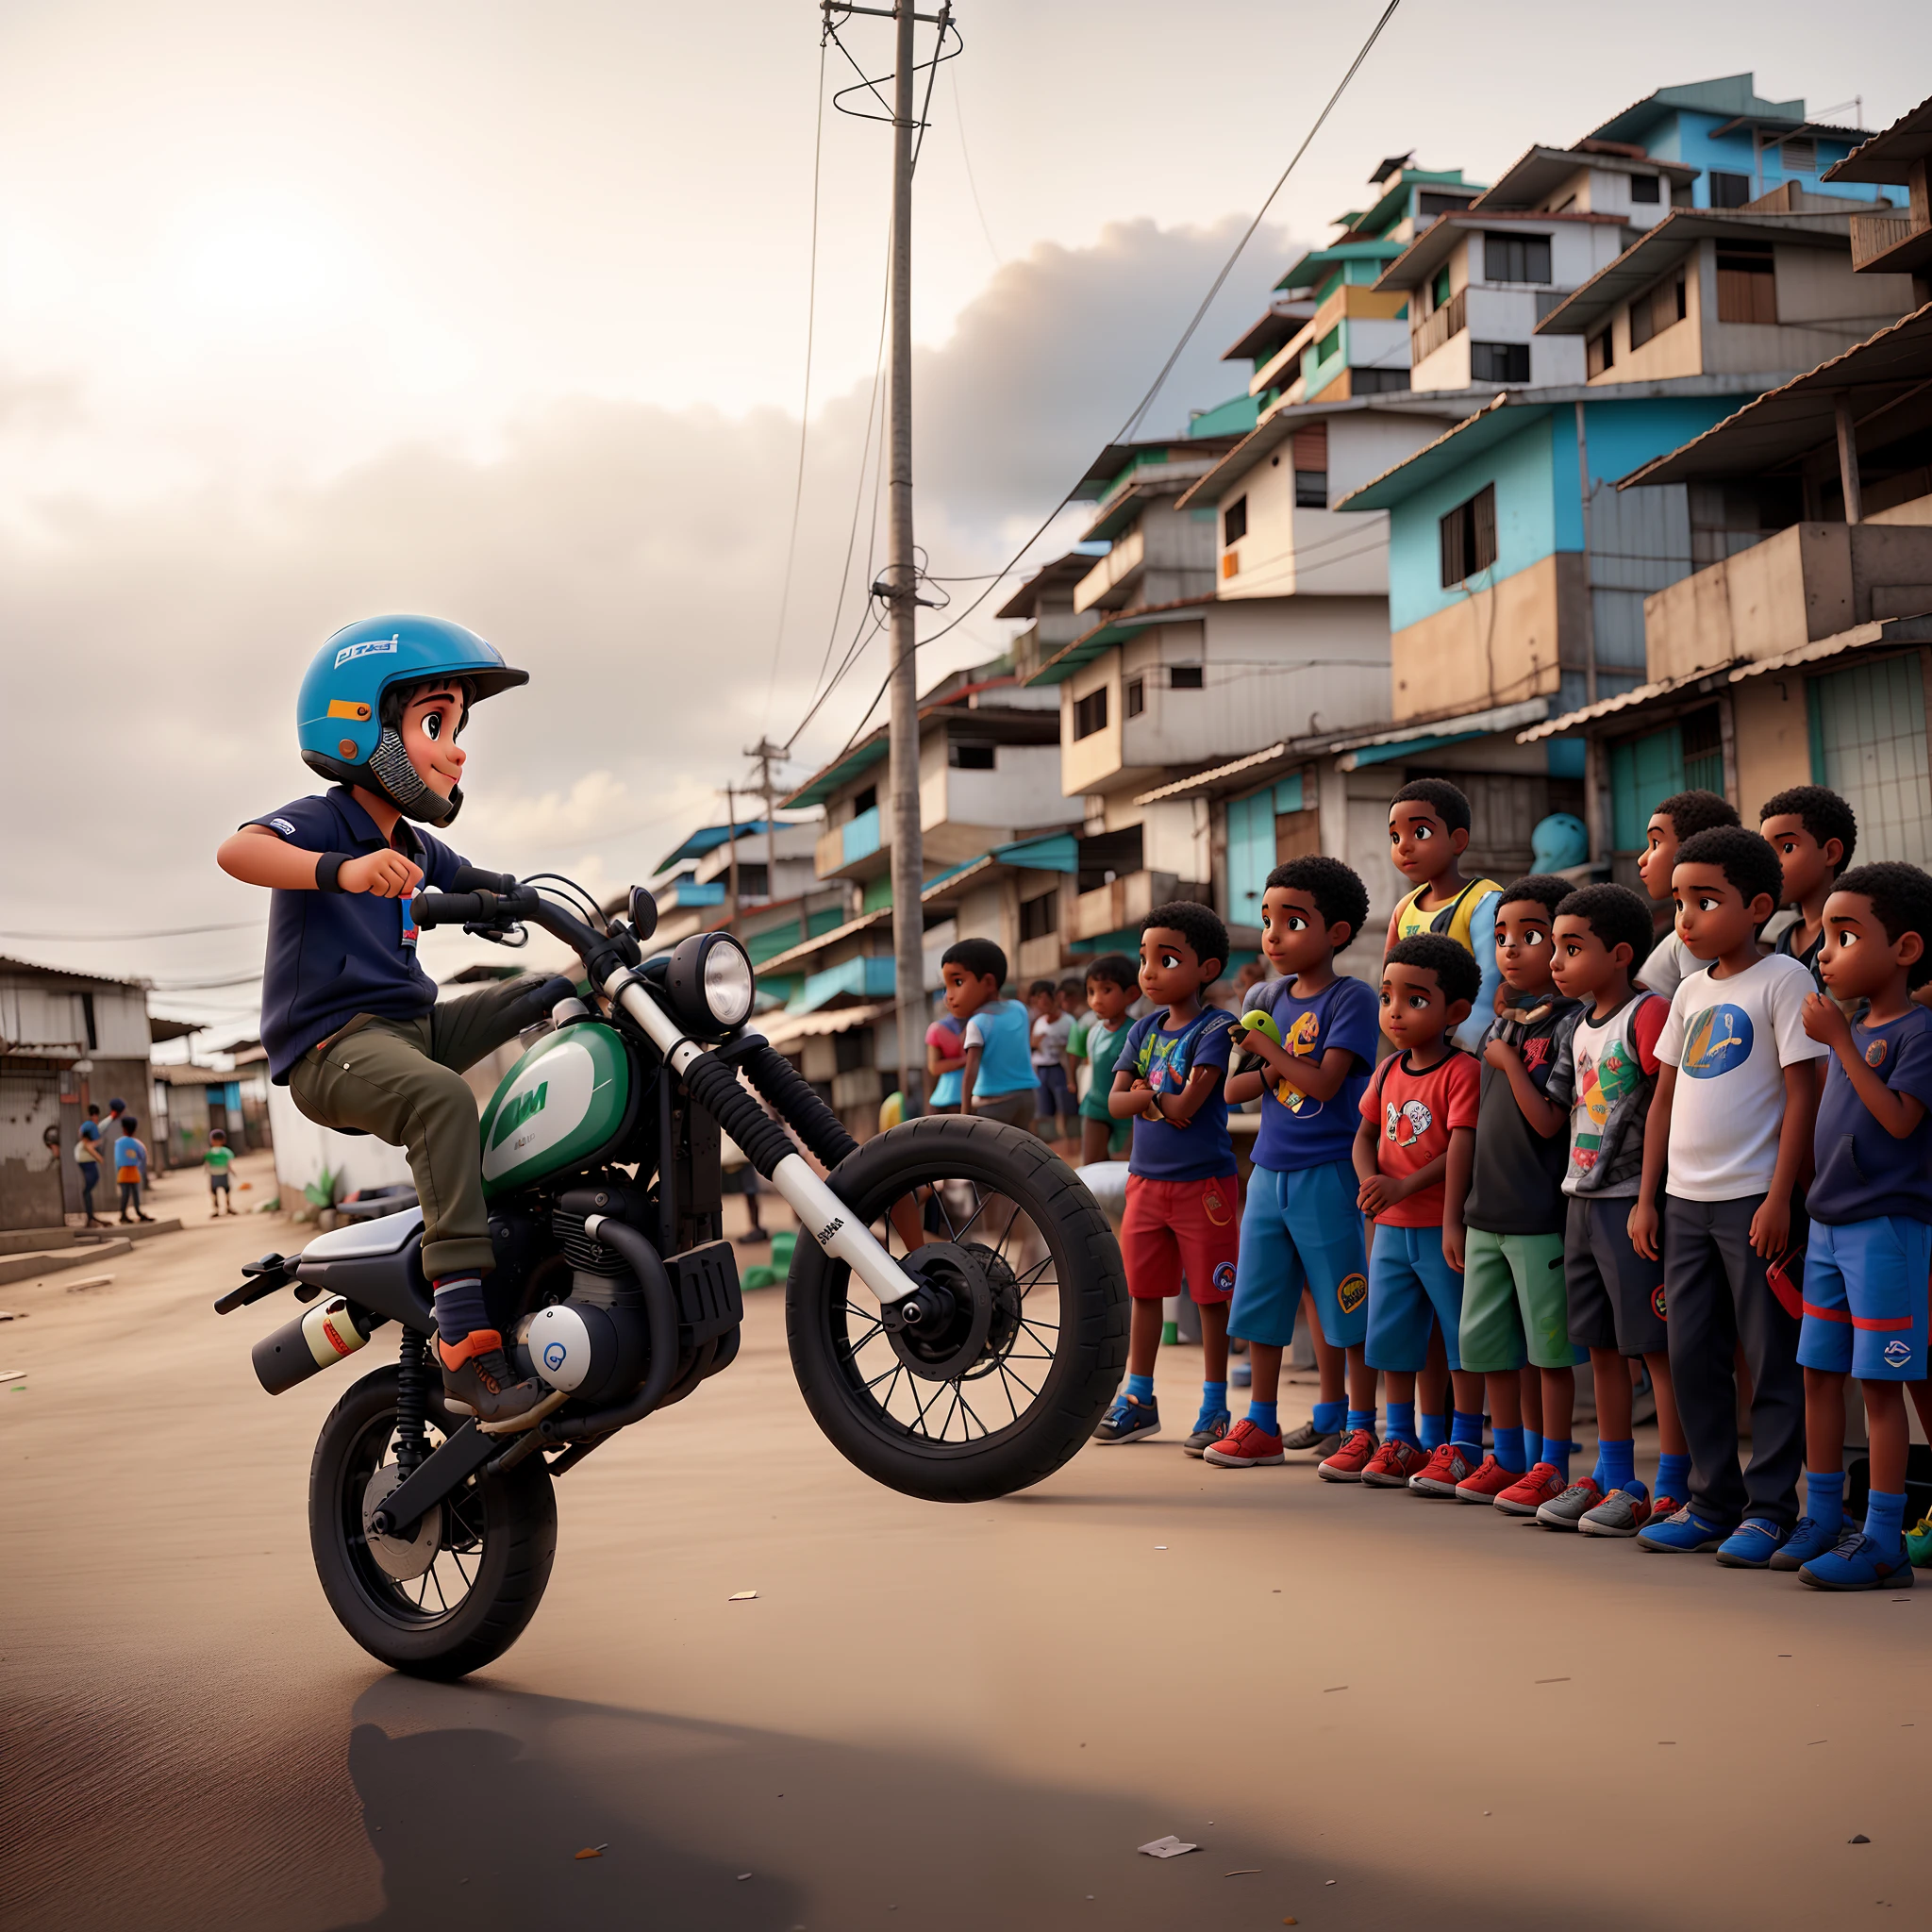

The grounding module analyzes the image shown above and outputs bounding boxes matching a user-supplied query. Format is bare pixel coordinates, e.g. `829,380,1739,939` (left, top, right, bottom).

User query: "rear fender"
294,1208,435,1332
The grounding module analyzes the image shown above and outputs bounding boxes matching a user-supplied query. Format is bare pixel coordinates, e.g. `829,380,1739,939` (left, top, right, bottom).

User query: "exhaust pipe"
253,1297,380,1395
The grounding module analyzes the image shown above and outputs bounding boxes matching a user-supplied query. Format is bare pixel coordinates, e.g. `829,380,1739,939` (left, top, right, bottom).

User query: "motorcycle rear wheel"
787,1115,1128,1503
308,1362,557,1679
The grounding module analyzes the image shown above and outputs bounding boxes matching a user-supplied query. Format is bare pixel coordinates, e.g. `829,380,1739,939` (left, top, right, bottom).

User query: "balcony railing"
1850,210,1919,273
1409,287,1466,363
816,804,885,878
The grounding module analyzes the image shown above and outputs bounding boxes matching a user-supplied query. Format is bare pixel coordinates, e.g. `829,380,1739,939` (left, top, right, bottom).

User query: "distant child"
75,1103,106,1228
1442,875,1587,1512
1208,858,1379,1471
1759,785,1857,992
925,1005,966,1114
1631,827,1826,1562
114,1116,155,1224
1383,778,1503,1053
1787,863,1932,1590
1329,935,1482,1485
941,940,1038,1129
1058,974,1090,1025
1092,904,1240,1452
1028,979,1078,1152
1069,953,1138,1164
1634,790,1740,1002
1536,883,1691,1535
205,1127,239,1217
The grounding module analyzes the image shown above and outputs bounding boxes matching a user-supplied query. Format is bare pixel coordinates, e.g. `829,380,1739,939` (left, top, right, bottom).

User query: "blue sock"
1451,1409,1484,1453
431,1274,489,1345
1387,1401,1419,1449
1656,1452,1690,1500
1126,1374,1156,1404
1806,1469,1845,1536
1599,1438,1637,1494
1346,1407,1376,1436
1419,1410,1446,1452
1312,1399,1345,1434
1492,1425,1525,1474
1544,1438,1575,1481
1248,1400,1279,1433
1865,1488,1907,1557
1200,1380,1228,1421
1524,1428,1542,1466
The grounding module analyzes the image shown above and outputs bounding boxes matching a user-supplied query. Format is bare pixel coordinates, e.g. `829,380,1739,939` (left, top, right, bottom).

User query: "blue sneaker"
1799,1531,1917,1591
1636,1506,1733,1553
1092,1392,1160,1445
1714,1517,1788,1568
1769,1515,1840,1572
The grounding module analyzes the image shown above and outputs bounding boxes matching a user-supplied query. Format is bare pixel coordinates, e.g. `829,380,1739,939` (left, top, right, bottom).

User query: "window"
1073,687,1108,740
1440,483,1498,587
1588,328,1615,377
947,740,995,770
1020,890,1059,943
1431,265,1453,311
1470,341,1531,384
1169,664,1204,691
1808,654,1932,865
1124,676,1145,718
1628,272,1687,348
1708,170,1752,208
1223,495,1248,545
1780,136,1816,175
852,784,876,816
1630,172,1661,204
1716,242,1776,325
1482,231,1552,284
1312,325,1341,365
1680,705,1724,796
1350,367,1411,393
80,991,97,1052
1294,470,1327,508
1418,190,1475,219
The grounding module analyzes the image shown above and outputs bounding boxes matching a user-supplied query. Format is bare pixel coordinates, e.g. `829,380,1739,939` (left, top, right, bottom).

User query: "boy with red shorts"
1092,902,1241,1452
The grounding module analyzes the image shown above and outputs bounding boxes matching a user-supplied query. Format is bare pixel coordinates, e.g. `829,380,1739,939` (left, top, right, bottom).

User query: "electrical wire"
949,65,1001,268
0,919,263,941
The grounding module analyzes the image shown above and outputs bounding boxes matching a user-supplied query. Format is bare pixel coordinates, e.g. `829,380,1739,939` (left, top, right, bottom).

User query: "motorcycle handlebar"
411,884,542,929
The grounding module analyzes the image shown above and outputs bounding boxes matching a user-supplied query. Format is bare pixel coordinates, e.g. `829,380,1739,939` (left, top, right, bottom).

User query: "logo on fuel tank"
491,1080,549,1149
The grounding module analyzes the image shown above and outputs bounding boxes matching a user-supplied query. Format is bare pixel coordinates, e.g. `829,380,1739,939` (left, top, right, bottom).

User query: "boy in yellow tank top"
1383,779,1504,1055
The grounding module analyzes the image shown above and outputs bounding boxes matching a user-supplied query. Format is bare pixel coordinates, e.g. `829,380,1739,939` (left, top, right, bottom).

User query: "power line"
0,919,264,941
949,67,1001,268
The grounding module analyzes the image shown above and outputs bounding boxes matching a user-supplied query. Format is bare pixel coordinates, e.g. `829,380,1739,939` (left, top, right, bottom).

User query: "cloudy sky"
3,0,1925,1033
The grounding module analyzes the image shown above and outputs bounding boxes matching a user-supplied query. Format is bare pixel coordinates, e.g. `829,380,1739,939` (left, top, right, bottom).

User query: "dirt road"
3,1175,1922,1930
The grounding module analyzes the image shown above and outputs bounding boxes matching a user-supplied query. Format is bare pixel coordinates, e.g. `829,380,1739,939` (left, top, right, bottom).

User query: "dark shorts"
972,1090,1037,1130
1565,1193,1668,1356
1033,1062,1076,1123
209,1173,232,1192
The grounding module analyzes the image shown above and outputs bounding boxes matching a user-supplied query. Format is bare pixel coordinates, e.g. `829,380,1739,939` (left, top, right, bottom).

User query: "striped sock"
431,1274,488,1345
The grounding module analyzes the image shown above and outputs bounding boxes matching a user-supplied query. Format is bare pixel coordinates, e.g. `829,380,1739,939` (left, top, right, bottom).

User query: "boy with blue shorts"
1328,935,1481,1485
1207,858,1379,1470
1788,863,1932,1589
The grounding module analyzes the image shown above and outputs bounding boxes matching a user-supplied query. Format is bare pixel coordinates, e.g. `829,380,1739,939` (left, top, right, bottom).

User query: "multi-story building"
1822,93,1932,302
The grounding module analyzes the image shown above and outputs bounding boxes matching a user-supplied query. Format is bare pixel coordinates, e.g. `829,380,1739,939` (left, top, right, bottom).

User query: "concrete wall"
0,1067,65,1230
918,736,1080,837
1387,550,1579,722
267,1082,412,1211
1731,673,1813,815
1074,500,1217,613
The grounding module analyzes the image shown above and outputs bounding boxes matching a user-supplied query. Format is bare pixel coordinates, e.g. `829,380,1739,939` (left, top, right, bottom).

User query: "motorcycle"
219,870,1128,1678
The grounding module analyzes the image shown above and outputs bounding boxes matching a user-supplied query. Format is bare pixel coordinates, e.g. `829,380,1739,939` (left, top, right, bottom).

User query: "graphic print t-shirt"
1357,1049,1480,1227
1548,991,1667,1197
1246,974,1379,1174
1122,1008,1236,1181
1655,953,1827,1202
1808,1007,1932,1226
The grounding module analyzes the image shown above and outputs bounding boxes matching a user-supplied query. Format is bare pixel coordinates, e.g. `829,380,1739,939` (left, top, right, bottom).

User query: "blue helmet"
296,614,527,826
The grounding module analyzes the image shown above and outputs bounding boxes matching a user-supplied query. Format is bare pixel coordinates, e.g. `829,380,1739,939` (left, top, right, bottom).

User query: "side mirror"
628,886,659,945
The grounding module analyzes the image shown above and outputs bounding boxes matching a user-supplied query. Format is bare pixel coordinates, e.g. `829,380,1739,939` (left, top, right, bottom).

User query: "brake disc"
360,1462,441,1582
887,1240,998,1382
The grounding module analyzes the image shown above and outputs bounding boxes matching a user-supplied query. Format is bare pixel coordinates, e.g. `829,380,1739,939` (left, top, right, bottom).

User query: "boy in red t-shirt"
1323,935,1483,1484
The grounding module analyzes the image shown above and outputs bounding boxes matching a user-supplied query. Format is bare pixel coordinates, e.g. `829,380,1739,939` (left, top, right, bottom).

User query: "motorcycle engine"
510,1205,651,1404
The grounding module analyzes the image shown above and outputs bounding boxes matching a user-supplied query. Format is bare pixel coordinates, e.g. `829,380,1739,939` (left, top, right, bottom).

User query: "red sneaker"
1204,1418,1286,1468
1454,1454,1520,1504
1408,1441,1481,1498
1494,1460,1569,1517
1361,1438,1430,1488
1316,1427,1380,1483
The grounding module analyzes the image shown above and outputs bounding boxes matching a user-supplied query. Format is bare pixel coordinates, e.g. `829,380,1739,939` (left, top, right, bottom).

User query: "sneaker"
1281,1418,1343,1460
1715,1518,1788,1569
1649,1493,1686,1525
1494,1461,1568,1518
1184,1410,1233,1457
1360,1438,1429,1488
437,1328,552,1432
1408,1441,1481,1498
1637,1506,1733,1553
1092,1391,1161,1445
1230,1360,1253,1388
1579,1487,1653,1538
1204,1418,1286,1468
1316,1428,1381,1483
1769,1515,1842,1572
1907,1515,1932,1569
1800,1530,1917,1592
1536,1477,1606,1530
1454,1454,1522,1504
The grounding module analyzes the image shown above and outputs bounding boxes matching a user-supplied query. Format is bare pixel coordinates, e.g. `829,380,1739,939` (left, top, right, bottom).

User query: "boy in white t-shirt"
1629,828,1826,1565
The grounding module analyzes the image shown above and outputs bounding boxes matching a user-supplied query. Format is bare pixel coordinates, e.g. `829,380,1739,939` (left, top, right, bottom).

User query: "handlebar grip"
450,865,518,894
410,891,487,928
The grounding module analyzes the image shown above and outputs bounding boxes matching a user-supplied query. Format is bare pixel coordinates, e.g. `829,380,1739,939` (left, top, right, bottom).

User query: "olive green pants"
287,978,538,1280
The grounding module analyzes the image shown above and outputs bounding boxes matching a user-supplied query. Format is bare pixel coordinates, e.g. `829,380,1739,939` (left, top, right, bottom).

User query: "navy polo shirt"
247,788,465,1083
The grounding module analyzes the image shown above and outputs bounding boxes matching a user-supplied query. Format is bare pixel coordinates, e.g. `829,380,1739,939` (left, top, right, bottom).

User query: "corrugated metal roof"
1024,600,1212,687
755,1000,894,1050
753,908,891,976
1824,95,1932,182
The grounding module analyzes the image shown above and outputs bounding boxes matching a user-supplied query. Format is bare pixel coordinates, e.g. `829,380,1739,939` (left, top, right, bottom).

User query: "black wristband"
314,852,354,892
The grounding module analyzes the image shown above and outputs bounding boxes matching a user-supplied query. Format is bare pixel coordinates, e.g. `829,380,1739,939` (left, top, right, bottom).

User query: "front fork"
605,972,916,1307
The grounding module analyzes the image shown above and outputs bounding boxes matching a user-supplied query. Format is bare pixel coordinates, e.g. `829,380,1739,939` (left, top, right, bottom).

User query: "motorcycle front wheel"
787,1115,1128,1503
308,1361,557,1679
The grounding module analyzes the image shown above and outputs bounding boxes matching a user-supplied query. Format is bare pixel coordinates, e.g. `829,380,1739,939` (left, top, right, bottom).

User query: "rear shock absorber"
395,1329,429,1476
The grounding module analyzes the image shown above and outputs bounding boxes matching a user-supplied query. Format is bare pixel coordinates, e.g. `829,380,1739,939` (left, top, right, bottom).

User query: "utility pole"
722,786,741,917
744,736,786,904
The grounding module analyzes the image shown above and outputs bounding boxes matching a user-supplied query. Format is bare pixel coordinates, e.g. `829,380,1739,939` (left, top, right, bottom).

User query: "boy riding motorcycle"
217,615,572,1430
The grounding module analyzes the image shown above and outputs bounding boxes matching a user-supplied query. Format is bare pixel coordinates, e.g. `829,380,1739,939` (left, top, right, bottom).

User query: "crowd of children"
1078,774,1932,1592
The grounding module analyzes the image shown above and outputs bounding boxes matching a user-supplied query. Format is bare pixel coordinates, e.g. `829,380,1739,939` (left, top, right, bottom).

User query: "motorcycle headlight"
667,932,756,1034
